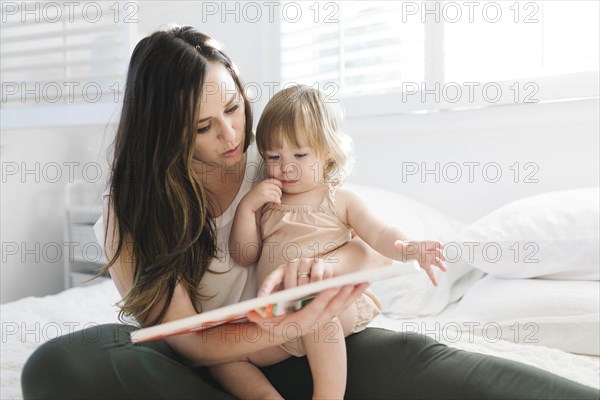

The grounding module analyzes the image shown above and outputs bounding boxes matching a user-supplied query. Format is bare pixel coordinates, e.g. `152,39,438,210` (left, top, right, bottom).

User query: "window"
1,1,137,128
281,2,425,96
280,1,599,114
444,1,599,82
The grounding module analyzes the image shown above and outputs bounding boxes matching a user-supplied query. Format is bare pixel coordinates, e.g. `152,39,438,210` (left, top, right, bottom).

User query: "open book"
130,262,416,343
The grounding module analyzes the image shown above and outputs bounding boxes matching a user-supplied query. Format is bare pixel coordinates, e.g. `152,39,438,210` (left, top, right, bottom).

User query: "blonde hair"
256,84,354,186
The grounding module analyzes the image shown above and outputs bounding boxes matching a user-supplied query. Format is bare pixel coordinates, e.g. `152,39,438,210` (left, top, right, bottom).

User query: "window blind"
280,1,425,96
280,1,599,103
1,1,133,109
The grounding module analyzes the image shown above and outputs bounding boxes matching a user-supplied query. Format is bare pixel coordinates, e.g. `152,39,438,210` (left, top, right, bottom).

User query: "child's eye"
294,154,307,159
267,155,280,161
225,103,240,114
197,126,210,134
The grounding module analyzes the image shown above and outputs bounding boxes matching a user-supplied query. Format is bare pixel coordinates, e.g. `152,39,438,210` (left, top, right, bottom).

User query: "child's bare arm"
336,189,446,285
336,189,410,260
229,203,262,266
229,179,282,266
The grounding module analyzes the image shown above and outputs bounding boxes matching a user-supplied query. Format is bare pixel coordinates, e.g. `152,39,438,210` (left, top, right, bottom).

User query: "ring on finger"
297,272,310,279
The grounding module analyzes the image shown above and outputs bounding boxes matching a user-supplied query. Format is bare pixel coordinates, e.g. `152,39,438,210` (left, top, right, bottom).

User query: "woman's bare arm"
102,196,364,367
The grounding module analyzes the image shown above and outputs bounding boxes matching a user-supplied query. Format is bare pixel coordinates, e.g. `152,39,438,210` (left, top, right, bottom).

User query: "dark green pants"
21,323,599,399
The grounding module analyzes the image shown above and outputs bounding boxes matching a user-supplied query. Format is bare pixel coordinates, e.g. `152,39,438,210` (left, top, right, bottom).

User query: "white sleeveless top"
93,145,264,312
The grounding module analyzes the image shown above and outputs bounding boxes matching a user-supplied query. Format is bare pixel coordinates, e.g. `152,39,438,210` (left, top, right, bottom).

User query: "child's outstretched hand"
394,240,447,286
240,178,282,212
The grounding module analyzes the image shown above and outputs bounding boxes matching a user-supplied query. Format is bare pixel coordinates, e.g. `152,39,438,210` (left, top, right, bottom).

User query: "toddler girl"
209,84,447,399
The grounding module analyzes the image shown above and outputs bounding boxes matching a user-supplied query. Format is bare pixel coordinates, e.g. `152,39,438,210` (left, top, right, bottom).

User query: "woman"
21,26,599,399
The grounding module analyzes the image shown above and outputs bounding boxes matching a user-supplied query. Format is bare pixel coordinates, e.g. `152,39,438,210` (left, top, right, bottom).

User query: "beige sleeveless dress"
258,185,382,356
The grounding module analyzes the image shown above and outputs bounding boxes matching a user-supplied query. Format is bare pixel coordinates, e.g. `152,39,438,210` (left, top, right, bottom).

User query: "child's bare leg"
303,304,357,399
337,300,359,337
209,361,281,400
209,346,292,400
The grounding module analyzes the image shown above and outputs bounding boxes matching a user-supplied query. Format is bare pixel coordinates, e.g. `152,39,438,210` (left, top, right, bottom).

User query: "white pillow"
443,275,600,356
345,183,484,318
459,187,599,279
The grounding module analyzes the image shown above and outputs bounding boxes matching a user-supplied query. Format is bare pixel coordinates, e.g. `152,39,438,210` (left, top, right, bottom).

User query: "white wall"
0,1,280,303
345,98,600,223
136,1,280,118
1,126,114,303
1,2,598,302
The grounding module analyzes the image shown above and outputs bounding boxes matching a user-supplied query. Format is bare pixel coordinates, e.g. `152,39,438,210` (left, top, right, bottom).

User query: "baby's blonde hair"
256,84,354,186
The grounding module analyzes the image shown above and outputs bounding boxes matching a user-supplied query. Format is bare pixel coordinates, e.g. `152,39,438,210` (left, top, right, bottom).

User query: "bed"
2,184,599,398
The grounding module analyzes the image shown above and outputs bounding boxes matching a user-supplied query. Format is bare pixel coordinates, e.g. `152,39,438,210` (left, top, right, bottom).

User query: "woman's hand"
252,258,361,340
248,283,369,340
240,178,282,212
258,258,334,296
394,240,447,286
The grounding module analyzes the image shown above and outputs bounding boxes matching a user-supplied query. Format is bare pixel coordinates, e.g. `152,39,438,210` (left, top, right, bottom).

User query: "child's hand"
394,240,447,286
248,283,369,338
240,178,282,212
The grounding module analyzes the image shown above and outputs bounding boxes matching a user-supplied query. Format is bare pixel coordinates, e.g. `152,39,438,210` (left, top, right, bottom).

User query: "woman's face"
192,62,246,173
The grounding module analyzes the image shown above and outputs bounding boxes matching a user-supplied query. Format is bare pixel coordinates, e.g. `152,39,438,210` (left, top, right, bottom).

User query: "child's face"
264,136,327,195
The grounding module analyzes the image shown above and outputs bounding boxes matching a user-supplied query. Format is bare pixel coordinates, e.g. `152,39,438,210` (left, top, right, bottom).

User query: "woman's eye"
197,126,210,134
225,103,240,113
294,154,307,159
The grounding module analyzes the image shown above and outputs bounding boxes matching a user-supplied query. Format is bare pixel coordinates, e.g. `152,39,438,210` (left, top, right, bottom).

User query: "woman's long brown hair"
92,26,253,327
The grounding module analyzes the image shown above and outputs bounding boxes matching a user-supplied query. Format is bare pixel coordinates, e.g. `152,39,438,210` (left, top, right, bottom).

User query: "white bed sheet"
1,280,121,400
1,280,599,400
